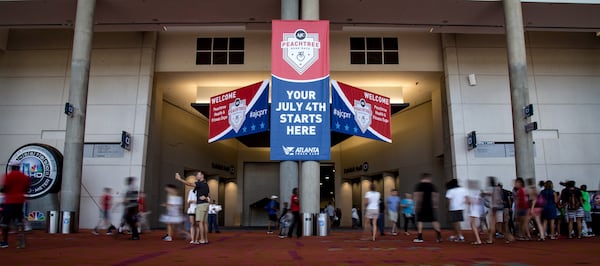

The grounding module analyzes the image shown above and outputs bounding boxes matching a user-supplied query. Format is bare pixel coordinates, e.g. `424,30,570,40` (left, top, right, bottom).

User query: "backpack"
567,189,582,210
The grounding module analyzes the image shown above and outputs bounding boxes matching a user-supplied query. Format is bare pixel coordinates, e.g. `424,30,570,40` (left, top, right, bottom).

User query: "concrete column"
279,0,300,212
281,0,299,20
502,0,536,181
301,0,319,20
300,161,320,215
280,161,298,207
360,176,372,229
60,0,96,233
382,172,395,227
339,179,352,227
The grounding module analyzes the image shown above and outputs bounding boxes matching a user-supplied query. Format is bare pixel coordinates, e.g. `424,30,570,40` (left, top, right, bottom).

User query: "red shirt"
2,170,30,204
290,194,300,212
516,187,528,210
102,194,112,211
138,196,146,212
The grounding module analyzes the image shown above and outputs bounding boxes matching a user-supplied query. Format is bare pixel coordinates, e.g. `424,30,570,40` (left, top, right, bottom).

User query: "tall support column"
502,0,535,181
279,0,300,208
299,0,321,236
60,0,96,233
382,172,395,228
282,0,299,20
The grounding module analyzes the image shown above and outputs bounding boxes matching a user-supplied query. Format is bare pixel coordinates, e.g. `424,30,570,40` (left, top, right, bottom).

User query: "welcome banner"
270,20,330,160
331,80,392,143
208,80,269,143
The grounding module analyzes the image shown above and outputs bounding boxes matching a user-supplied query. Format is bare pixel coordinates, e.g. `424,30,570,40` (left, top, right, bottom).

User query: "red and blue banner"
271,20,330,160
208,80,269,143
331,80,392,143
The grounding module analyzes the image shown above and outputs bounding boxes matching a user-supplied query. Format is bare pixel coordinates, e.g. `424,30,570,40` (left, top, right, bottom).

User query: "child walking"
159,184,185,241
93,187,116,235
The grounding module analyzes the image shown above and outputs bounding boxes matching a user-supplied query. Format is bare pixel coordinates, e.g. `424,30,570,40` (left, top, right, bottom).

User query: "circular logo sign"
6,144,62,199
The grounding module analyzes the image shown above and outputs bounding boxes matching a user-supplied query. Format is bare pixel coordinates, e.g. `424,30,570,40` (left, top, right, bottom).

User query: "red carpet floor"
1,229,599,265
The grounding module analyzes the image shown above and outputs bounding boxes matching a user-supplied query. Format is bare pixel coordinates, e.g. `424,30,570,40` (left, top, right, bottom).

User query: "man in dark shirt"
560,180,584,238
412,173,442,243
176,171,210,244
1,160,31,248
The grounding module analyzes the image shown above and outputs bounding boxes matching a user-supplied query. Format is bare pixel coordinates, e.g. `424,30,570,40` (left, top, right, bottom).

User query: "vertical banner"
331,80,392,143
271,20,330,160
208,80,270,143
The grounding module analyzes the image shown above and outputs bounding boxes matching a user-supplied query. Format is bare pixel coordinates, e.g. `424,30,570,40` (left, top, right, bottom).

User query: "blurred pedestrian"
413,173,442,243
0,160,30,248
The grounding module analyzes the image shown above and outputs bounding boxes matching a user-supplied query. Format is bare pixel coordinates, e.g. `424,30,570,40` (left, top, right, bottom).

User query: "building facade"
0,1,599,229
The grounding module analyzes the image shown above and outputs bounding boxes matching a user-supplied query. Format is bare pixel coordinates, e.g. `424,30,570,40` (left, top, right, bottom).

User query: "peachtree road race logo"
282,146,320,156
354,99,372,133
281,29,321,75
228,98,247,133
8,144,59,199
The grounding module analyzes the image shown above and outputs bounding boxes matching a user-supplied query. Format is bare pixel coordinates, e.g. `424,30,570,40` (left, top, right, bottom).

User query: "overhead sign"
331,81,392,143
271,20,330,160
208,80,269,143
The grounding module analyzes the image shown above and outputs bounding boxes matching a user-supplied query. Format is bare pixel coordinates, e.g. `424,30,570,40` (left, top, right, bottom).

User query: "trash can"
302,213,313,236
46,211,59,234
317,213,328,236
60,211,78,234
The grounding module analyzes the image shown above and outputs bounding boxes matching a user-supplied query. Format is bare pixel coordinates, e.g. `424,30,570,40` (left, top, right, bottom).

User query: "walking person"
0,160,30,248
386,189,401,235
514,177,531,240
278,202,291,238
401,193,417,235
530,186,546,241
176,171,210,244
119,177,140,240
540,180,558,239
364,183,381,241
351,205,360,229
560,180,584,239
186,184,199,244
287,188,302,238
413,173,442,243
93,187,116,235
266,195,279,234
377,198,385,236
159,184,185,241
445,179,467,242
485,176,504,244
208,200,221,234
467,185,484,245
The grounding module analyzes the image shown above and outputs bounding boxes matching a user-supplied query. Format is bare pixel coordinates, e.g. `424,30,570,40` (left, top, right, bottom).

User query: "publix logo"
6,144,63,199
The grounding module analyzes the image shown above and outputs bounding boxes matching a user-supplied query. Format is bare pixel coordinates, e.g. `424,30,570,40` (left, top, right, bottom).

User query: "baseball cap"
270,195,278,199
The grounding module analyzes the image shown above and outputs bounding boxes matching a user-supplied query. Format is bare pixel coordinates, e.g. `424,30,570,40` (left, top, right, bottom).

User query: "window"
196,37,245,65
350,37,398,65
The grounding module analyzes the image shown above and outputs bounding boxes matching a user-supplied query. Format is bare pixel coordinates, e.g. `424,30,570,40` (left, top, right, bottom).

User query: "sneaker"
130,236,140,240
457,236,465,242
0,242,8,248
413,238,424,243
448,235,457,241
391,232,398,236
92,230,99,235
267,231,273,234
105,231,113,236
278,235,287,239
163,235,172,241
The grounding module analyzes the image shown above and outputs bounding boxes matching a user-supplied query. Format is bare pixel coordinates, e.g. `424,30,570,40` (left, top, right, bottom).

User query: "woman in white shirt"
187,188,198,244
364,183,381,241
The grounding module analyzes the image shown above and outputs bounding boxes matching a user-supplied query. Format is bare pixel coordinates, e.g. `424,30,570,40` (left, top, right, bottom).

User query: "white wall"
0,29,156,229
443,32,600,190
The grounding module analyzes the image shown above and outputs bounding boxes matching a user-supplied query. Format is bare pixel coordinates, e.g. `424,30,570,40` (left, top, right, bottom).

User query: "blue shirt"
266,200,278,215
401,198,414,215
387,195,401,212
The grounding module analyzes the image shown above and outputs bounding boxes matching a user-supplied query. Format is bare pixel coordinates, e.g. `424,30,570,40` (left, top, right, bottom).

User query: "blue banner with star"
331,80,392,143
208,80,269,143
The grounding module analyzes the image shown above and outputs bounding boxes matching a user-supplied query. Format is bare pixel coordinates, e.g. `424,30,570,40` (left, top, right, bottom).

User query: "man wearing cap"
1,160,31,248
266,195,279,234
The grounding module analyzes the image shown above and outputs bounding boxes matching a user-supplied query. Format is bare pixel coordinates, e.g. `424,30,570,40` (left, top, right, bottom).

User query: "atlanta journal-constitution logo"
7,144,61,198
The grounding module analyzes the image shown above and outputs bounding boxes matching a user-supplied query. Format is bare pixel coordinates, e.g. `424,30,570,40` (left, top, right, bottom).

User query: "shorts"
388,211,398,222
188,213,196,217
417,209,436,223
491,209,503,223
268,214,278,222
502,208,510,222
100,210,110,220
365,209,379,219
566,207,584,220
195,203,209,222
584,211,592,222
532,207,543,217
516,208,529,217
0,203,25,227
448,210,464,223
